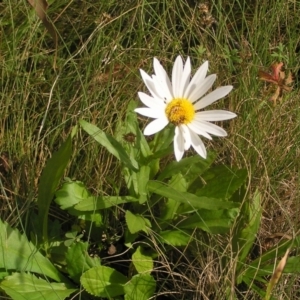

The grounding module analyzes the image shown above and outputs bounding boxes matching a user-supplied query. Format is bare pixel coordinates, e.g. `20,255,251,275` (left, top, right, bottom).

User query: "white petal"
144,117,169,136
195,110,237,121
134,107,164,118
180,57,191,96
138,92,166,109
152,75,173,102
153,58,173,100
193,86,233,110
192,119,228,136
187,74,216,103
174,126,185,161
184,61,209,99
140,69,162,99
181,124,191,150
190,130,207,159
187,122,212,140
172,56,183,97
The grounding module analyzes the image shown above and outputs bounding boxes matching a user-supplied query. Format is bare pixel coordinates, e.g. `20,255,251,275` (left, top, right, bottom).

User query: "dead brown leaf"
258,62,294,104
27,0,57,47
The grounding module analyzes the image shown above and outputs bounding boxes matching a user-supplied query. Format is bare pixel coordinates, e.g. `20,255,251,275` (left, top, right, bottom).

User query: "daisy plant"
4,56,254,300
135,55,237,161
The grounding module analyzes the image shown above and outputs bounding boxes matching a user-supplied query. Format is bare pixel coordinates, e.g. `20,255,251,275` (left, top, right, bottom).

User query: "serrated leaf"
55,181,90,210
124,274,156,300
79,119,138,172
37,135,72,238
132,246,153,273
0,219,67,282
148,180,239,210
80,266,127,297
125,211,151,234
196,166,247,200
66,242,101,283
74,195,139,211
159,230,192,246
0,272,76,300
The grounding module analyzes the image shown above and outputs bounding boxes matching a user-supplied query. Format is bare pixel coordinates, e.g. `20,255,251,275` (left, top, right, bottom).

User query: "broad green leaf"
0,272,9,280
80,266,127,297
115,100,151,159
233,190,261,278
159,230,192,246
66,242,101,283
66,209,103,225
158,152,216,182
0,219,67,283
124,274,156,300
281,256,300,273
195,166,247,200
132,246,153,273
125,211,151,234
137,165,150,204
0,273,76,300
79,119,138,172
148,180,239,210
128,101,152,159
75,195,139,211
160,173,187,221
123,161,139,196
143,145,174,164
55,181,89,210
150,124,174,152
37,135,72,239
179,209,239,234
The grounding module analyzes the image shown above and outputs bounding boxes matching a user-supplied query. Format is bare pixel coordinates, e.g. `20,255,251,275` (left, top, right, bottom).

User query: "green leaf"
148,180,239,210
66,209,103,225
66,242,101,283
124,274,156,300
37,135,72,241
0,273,76,300
179,208,239,234
115,100,152,159
160,173,187,221
80,266,127,297
281,256,300,273
137,165,150,204
0,219,67,283
132,246,153,273
244,235,300,279
195,166,247,200
150,124,174,152
74,195,139,211
233,190,262,278
158,152,216,182
127,101,152,159
125,211,151,234
159,230,192,246
55,181,89,210
79,119,138,172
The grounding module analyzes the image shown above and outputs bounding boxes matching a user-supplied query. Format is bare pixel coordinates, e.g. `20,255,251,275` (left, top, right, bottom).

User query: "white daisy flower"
135,56,237,161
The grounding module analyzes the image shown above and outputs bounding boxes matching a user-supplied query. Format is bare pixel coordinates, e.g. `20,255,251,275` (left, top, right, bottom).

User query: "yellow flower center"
165,98,195,125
